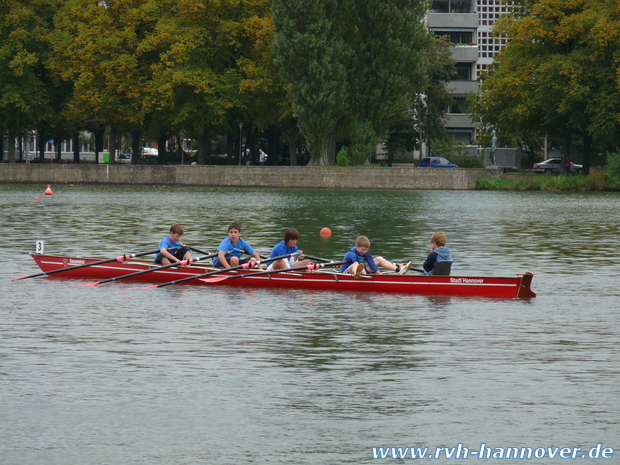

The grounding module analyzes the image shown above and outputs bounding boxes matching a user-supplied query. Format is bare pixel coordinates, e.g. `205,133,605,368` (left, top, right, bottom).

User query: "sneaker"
354,263,364,279
398,261,412,274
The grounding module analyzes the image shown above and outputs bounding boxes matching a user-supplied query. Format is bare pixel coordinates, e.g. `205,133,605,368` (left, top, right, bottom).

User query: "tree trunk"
7,133,15,163
38,129,46,162
131,132,141,164
308,127,337,165
56,140,61,162
73,132,80,163
157,134,168,163
94,127,105,164
197,133,207,165
244,125,253,166
227,134,235,164
560,129,572,175
108,126,117,163
582,133,592,176
175,135,186,162
289,140,297,166
318,127,337,165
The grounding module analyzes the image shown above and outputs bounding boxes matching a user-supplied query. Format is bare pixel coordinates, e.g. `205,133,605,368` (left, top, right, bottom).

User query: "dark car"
418,157,459,168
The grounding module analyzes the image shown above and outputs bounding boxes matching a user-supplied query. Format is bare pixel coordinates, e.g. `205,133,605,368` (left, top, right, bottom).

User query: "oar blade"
78,281,100,287
199,276,229,283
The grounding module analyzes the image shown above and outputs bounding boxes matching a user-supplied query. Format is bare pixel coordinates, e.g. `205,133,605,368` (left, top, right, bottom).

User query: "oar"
301,254,332,263
12,249,162,281
199,260,351,283
189,246,211,256
137,252,299,289
78,252,218,286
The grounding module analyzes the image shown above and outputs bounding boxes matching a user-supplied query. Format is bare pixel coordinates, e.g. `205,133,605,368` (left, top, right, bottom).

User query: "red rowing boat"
27,253,536,299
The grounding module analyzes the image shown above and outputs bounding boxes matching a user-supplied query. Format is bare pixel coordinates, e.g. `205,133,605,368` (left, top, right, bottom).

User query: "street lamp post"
239,122,243,166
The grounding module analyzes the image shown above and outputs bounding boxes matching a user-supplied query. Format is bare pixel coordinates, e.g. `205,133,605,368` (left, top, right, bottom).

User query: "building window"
447,98,469,114
453,63,473,80
431,0,474,13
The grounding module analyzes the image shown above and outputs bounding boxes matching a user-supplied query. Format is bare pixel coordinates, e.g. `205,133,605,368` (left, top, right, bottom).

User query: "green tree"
0,0,65,162
50,0,169,162
272,0,430,165
271,0,349,165
345,1,431,162
142,0,276,165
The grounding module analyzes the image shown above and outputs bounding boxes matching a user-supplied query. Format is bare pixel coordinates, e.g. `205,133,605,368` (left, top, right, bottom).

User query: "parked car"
532,158,582,174
118,153,132,164
418,157,459,168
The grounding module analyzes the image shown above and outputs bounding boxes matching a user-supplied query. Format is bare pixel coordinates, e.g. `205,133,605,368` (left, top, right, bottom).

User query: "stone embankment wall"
0,164,500,189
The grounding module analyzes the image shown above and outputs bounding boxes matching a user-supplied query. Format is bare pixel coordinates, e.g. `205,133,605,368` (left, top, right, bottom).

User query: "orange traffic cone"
44,185,53,195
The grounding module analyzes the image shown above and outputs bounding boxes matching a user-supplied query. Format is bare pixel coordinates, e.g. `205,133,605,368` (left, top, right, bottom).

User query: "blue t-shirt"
269,240,298,259
212,237,255,266
340,246,379,273
154,235,182,263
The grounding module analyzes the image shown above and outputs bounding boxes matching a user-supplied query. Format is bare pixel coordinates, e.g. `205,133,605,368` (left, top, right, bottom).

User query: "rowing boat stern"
517,272,536,299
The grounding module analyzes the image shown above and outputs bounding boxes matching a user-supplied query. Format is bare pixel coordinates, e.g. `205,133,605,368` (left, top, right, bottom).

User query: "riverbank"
477,170,610,191
0,164,499,190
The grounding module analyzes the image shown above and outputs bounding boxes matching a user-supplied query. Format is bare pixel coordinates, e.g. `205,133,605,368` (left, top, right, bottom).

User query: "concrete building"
427,0,515,145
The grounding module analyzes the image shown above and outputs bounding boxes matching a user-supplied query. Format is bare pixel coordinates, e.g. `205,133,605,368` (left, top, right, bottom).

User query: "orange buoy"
44,185,53,195
34,197,40,201
320,227,332,237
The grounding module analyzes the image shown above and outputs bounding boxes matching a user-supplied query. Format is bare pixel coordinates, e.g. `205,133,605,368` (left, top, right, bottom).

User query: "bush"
449,151,484,168
606,151,620,190
585,167,608,191
347,119,376,165
477,174,589,191
432,139,483,168
336,147,351,166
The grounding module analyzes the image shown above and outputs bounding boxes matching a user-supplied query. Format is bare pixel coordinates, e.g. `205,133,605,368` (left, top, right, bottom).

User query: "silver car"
532,158,582,174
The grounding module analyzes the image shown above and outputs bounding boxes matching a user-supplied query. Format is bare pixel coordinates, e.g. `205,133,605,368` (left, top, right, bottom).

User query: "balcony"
447,80,479,96
450,44,479,62
427,12,479,29
444,114,476,128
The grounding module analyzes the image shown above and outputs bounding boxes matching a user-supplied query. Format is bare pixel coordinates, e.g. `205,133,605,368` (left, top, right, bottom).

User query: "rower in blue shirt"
341,236,411,277
212,222,262,269
266,228,312,271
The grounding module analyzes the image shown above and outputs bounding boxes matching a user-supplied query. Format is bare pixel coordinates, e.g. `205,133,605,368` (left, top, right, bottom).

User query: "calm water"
1,184,619,465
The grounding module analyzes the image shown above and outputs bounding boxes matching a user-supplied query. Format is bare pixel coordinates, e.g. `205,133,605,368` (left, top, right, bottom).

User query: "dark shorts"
213,257,251,268
154,246,190,265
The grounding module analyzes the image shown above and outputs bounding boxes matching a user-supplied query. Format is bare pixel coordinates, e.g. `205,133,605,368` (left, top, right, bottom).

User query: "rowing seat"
433,261,452,276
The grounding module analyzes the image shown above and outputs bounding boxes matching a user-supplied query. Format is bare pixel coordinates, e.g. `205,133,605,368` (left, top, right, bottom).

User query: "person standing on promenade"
259,149,268,166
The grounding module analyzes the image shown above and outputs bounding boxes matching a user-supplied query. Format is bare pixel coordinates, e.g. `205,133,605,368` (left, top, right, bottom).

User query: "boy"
423,231,453,275
154,224,191,265
341,236,412,277
266,228,313,271
212,222,262,269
